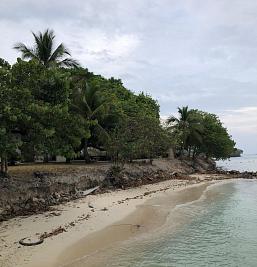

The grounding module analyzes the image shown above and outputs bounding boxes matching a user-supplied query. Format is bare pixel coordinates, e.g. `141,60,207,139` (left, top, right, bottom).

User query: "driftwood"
39,226,66,240
78,186,100,197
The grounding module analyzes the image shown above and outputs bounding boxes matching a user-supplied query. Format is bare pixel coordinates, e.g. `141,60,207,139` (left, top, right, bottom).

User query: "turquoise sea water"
101,180,257,267
70,155,257,267
216,154,257,172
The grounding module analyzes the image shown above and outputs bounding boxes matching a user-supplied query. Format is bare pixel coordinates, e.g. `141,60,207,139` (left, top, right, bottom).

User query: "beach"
0,174,218,267
1,2,256,266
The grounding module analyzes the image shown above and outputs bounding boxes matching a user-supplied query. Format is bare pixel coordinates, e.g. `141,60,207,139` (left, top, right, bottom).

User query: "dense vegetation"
0,29,235,176
166,107,235,160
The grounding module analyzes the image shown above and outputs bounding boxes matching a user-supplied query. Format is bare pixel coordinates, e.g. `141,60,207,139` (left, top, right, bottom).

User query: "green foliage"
106,114,171,163
167,106,203,152
0,59,90,171
0,63,28,173
0,58,11,69
1,28,237,173
2,51,165,169
68,69,162,163
194,111,235,160
167,107,235,159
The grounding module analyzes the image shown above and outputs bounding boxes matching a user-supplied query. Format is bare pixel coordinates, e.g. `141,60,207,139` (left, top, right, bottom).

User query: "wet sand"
57,183,211,267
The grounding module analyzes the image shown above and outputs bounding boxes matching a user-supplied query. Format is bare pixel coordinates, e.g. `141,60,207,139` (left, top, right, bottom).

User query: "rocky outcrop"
230,148,243,157
215,169,257,179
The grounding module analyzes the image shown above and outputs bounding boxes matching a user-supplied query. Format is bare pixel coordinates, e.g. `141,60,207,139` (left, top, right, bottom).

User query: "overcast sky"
0,0,257,153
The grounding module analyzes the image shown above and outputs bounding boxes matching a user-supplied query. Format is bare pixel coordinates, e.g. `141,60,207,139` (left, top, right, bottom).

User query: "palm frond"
59,58,80,68
190,129,203,144
49,43,70,62
91,101,108,118
167,115,178,124
13,43,37,59
94,123,110,142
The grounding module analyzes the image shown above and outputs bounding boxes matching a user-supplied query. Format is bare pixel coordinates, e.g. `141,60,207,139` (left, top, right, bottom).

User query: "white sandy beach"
0,175,221,267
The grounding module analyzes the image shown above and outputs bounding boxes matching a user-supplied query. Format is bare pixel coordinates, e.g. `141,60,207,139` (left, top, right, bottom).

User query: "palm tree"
167,106,203,156
14,29,79,68
72,83,110,162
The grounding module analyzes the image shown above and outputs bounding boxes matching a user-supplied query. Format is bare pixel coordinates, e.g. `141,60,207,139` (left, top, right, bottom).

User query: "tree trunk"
21,143,35,162
187,146,191,157
0,155,8,177
43,154,49,163
193,147,197,159
84,140,91,163
4,157,8,173
1,157,4,174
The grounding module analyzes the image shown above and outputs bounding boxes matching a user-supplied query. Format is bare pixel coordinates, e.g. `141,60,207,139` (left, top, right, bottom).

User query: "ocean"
216,154,257,172
100,180,257,266
94,155,257,266
69,155,257,267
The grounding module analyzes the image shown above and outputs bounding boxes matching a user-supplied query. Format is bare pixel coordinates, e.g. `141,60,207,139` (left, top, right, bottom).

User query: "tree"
167,106,203,156
0,61,31,175
71,81,110,162
10,59,89,163
194,111,235,159
136,115,171,163
0,58,11,69
167,107,235,160
106,114,171,164
14,29,79,68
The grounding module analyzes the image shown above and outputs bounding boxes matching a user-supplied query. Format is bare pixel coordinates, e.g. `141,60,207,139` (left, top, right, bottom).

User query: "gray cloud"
0,0,257,153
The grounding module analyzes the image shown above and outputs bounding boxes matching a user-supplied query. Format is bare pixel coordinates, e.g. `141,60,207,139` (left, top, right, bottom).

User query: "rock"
53,192,60,199
31,197,39,203
38,198,46,204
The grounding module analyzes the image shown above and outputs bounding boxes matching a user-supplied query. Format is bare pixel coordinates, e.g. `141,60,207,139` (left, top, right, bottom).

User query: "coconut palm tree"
72,83,110,162
14,29,79,68
167,106,203,156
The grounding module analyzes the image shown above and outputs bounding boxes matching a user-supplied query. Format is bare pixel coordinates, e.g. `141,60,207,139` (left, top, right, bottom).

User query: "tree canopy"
167,107,235,160
0,28,236,175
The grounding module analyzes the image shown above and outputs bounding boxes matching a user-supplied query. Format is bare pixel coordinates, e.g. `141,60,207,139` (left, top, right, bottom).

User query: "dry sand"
0,175,220,267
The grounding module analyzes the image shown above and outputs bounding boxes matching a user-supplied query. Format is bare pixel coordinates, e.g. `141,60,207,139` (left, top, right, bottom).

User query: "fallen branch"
78,186,100,197
39,226,66,240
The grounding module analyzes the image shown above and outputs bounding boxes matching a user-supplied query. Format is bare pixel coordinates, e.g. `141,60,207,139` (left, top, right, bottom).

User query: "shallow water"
97,180,257,266
216,154,257,172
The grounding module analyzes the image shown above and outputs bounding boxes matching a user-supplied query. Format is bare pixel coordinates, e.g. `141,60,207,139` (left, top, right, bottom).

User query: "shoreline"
59,182,212,267
0,176,207,267
0,175,250,267
2,158,256,223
